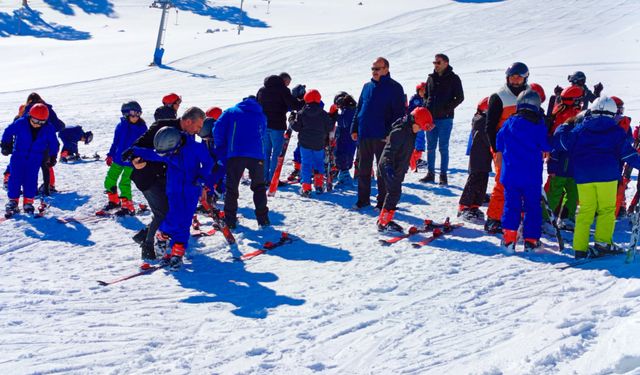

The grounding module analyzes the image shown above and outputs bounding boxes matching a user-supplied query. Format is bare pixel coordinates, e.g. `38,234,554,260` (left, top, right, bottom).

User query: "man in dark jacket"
128,107,205,260
256,72,305,182
420,54,464,185
377,107,433,231
351,57,406,210
214,96,270,229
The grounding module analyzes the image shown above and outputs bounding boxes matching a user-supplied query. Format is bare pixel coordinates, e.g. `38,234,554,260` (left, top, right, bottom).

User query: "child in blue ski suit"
198,117,226,209
333,92,358,186
59,126,93,162
132,128,212,268
496,89,550,252
1,104,59,213
103,102,148,215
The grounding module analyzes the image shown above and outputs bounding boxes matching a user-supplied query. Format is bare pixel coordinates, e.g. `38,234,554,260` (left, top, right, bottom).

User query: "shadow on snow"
42,0,116,17
172,0,269,28
0,6,90,40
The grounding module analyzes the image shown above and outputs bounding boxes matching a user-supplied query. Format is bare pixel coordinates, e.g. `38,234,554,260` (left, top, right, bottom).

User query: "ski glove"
47,156,57,167
121,148,134,162
106,155,113,166
593,82,604,97
0,141,12,156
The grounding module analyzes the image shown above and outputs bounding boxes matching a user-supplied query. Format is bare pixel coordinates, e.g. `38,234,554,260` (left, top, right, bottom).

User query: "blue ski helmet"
516,89,541,113
83,131,93,145
154,127,184,155
121,101,142,116
505,62,529,80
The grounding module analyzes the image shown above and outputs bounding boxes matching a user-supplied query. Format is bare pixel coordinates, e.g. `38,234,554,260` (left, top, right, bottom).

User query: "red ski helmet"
206,106,223,120
560,86,584,105
416,82,426,92
29,103,49,121
411,107,433,131
304,89,321,104
162,93,182,106
477,97,489,113
529,83,546,103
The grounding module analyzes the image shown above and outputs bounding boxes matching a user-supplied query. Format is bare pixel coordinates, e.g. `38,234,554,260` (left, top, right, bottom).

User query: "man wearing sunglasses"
128,107,205,261
351,57,406,210
1,103,59,217
419,53,464,186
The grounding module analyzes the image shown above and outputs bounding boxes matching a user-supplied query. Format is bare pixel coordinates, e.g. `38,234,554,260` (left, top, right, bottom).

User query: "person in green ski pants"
102,101,148,215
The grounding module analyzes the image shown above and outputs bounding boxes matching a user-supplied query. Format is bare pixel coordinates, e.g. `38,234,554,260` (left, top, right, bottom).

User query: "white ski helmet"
590,96,617,117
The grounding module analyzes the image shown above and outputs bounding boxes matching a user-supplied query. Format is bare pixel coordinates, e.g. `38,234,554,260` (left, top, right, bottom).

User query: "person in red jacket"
612,96,635,217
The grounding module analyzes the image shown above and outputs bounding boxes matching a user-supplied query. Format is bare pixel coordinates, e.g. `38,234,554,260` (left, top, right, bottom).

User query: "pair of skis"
96,232,293,286
379,218,462,247
2,200,48,221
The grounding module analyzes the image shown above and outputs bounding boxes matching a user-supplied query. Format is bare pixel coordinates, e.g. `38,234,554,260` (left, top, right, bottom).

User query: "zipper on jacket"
230,121,237,153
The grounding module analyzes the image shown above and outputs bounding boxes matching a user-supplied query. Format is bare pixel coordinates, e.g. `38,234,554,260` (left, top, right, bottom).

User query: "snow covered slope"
2,0,640,374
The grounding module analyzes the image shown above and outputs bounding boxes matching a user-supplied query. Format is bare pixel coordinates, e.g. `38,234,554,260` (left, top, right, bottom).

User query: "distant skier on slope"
377,107,434,232
496,89,551,252
1,104,59,216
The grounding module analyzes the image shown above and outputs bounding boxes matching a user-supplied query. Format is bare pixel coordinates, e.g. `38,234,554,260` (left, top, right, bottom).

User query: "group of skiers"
1,55,638,268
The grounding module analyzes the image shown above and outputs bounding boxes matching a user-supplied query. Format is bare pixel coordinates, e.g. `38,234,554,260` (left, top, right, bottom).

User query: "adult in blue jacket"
1,104,59,214
58,126,93,161
214,96,270,228
132,127,212,268
350,57,406,209
496,89,550,252
554,97,640,258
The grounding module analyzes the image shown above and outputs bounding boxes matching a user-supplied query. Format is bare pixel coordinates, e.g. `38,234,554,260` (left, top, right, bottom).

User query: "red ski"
97,263,165,286
234,232,292,261
379,219,446,245
268,127,294,197
411,218,463,248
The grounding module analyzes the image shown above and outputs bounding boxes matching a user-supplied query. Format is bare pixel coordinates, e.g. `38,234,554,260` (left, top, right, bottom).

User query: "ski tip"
281,232,289,239
96,280,109,286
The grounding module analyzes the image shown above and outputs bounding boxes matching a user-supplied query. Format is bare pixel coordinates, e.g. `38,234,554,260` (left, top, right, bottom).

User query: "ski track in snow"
2,0,640,374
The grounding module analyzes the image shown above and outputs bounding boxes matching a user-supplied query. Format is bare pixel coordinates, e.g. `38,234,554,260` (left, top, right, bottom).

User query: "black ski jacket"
380,115,416,175
130,119,181,191
153,105,177,122
256,75,304,131
424,66,464,120
468,112,493,173
291,103,334,151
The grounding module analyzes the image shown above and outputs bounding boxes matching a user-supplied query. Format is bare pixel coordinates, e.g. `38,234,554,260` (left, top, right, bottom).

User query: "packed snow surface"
2,0,640,374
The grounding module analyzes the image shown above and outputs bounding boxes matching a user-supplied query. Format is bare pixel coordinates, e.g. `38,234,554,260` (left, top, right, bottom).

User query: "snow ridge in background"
2,0,640,374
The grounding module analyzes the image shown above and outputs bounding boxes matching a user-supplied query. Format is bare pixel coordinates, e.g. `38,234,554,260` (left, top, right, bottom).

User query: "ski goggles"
30,117,47,125
123,110,142,118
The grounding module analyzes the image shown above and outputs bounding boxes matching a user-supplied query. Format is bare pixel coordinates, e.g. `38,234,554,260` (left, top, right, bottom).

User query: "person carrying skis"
554,96,640,259
129,126,212,270
256,72,305,182
214,96,270,229
154,93,181,121
1,104,59,216
103,101,148,216
497,89,551,252
408,82,427,172
377,107,434,232
484,62,530,233
128,107,205,262
58,126,93,162
458,97,492,223
333,92,358,187
290,89,334,197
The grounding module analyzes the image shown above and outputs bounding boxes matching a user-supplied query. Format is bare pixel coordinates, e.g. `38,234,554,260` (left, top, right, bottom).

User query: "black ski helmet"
567,71,586,85
154,127,184,155
505,62,529,81
516,88,541,112
121,101,142,116
198,118,215,139
83,131,93,145
333,91,348,105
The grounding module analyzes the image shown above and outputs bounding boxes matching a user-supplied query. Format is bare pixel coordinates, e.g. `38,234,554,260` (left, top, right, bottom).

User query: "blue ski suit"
132,135,212,247
1,117,59,199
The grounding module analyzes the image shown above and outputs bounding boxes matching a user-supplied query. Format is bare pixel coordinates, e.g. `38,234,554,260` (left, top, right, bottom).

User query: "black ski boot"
132,227,149,244
169,256,183,271
439,173,448,186
377,220,404,233
484,218,502,234
5,199,19,218
141,242,156,261
419,171,435,183
23,203,35,214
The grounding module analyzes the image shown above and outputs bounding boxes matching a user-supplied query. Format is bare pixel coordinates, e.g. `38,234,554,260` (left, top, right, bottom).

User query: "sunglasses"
433,61,443,65
371,66,384,72
30,117,46,125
